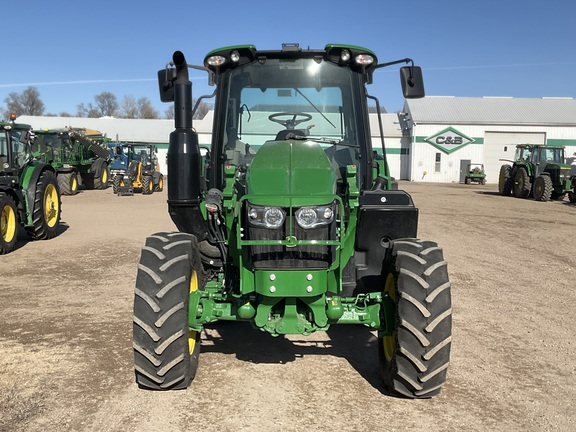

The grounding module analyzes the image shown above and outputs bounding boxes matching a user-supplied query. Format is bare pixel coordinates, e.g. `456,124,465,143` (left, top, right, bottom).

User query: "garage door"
484,132,546,183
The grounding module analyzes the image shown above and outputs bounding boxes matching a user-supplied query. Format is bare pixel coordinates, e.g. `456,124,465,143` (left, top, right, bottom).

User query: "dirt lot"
1,181,575,432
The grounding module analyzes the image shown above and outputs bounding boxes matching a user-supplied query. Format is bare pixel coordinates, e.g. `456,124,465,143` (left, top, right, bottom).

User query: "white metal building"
402,97,576,183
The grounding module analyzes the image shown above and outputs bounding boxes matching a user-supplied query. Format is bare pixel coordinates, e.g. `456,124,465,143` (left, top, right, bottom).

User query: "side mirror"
400,66,425,99
20,131,31,143
158,68,177,102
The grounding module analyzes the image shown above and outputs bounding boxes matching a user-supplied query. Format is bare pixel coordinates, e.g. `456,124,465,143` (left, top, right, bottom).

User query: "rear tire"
26,170,61,240
569,192,576,203
513,167,531,198
378,239,452,398
533,175,552,201
498,165,512,196
0,193,18,254
133,232,204,390
154,175,164,192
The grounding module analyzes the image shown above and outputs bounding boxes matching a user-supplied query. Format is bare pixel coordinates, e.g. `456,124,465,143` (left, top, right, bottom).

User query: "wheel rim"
101,168,108,184
149,180,153,192
159,177,163,189
71,175,78,191
383,273,396,362
44,184,59,228
189,270,199,354
1,203,16,243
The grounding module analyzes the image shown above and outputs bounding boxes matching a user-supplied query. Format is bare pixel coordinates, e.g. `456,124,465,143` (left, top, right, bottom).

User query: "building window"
435,152,441,173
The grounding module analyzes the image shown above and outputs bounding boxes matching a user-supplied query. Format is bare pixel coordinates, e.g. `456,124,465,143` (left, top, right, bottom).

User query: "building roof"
405,97,576,126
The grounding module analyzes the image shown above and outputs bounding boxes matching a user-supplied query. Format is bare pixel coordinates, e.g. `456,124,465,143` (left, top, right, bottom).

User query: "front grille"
245,207,337,270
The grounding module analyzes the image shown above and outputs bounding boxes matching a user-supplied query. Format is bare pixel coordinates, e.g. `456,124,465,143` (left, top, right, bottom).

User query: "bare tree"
77,92,119,117
137,97,158,119
164,104,174,119
3,86,45,116
121,95,138,119
94,92,119,117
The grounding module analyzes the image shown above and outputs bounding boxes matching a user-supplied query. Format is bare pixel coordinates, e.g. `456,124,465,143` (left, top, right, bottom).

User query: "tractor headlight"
295,205,334,229
206,55,226,67
247,204,285,229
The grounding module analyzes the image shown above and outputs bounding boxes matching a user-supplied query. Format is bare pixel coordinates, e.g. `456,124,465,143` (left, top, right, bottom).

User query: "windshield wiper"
294,88,336,129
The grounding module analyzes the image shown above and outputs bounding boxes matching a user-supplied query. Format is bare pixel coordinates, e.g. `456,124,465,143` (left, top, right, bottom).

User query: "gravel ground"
1,181,575,432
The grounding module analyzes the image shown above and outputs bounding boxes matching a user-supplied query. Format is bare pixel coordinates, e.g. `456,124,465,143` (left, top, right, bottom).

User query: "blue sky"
2,0,575,117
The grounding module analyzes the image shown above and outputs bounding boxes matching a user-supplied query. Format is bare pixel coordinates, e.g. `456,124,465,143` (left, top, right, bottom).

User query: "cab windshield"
218,57,368,169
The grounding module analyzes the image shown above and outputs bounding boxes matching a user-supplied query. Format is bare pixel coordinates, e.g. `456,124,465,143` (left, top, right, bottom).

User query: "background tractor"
498,144,573,201
464,163,486,185
132,44,452,398
33,128,111,195
111,143,163,196
0,114,61,254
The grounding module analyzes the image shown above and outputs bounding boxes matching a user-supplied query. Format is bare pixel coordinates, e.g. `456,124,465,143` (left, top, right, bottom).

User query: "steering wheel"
268,113,312,129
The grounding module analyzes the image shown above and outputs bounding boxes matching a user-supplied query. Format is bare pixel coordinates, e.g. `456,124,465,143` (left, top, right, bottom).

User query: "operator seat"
275,129,306,140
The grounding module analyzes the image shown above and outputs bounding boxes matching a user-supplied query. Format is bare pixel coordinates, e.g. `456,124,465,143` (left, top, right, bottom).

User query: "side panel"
354,190,418,291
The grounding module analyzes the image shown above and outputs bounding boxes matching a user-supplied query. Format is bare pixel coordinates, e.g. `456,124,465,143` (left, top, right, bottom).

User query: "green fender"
19,161,56,226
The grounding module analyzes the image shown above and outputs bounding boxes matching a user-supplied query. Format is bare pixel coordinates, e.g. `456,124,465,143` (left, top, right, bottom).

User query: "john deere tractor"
111,143,163,196
34,128,111,195
498,144,573,201
132,44,452,398
0,114,61,254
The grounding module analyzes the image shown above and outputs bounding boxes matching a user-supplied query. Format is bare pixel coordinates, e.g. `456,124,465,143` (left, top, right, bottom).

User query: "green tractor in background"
0,114,61,254
132,44,452,398
33,128,111,195
464,163,486,185
498,144,573,201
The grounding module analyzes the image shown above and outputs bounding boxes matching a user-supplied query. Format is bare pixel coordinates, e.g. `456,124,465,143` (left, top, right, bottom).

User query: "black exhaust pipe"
167,50,207,239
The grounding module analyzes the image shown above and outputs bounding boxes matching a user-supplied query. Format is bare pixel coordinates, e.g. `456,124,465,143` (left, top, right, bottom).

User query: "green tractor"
33,128,111,195
0,114,61,254
464,163,486,185
498,144,573,201
132,44,452,398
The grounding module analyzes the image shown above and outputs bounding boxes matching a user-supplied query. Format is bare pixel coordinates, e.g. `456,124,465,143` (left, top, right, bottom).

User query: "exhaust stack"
166,51,207,239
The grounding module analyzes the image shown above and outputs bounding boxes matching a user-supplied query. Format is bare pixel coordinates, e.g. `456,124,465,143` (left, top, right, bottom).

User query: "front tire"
533,175,552,201
58,172,79,196
0,193,18,254
133,232,204,390
112,174,122,194
141,176,154,195
26,170,61,240
93,161,110,190
378,239,452,398
154,175,164,192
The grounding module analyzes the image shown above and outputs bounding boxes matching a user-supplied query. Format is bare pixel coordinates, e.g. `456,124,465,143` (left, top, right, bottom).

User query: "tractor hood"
246,140,336,202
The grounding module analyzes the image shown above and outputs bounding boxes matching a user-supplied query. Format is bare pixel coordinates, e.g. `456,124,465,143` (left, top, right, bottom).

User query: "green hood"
246,140,336,204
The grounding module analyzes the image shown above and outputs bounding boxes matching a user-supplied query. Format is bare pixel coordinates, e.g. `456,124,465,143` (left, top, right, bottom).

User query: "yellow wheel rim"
383,273,396,362
1,203,16,243
149,180,153,192
159,178,163,189
71,175,78,192
44,184,59,228
101,168,108,184
189,270,199,354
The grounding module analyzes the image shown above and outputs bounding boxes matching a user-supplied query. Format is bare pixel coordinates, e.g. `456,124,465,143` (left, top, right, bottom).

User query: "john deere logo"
424,127,474,153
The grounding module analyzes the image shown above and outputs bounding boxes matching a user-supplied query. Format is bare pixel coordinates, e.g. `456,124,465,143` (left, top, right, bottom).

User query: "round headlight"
264,207,284,228
248,208,258,220
230,51,240,63
296,207,318,228
340,49,351,63
323,207,333,220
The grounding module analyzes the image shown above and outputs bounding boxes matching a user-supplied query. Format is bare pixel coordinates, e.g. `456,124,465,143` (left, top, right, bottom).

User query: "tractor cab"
0,116,33,178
